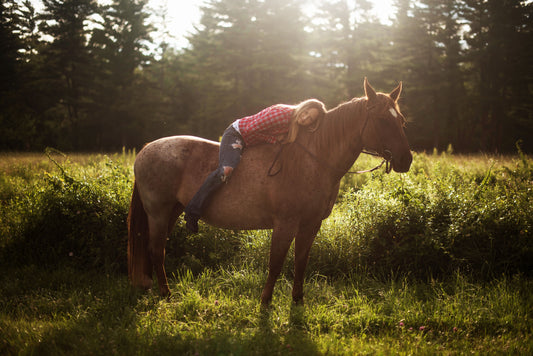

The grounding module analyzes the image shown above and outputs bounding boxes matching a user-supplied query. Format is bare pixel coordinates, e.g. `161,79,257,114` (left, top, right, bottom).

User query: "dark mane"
277,97,369,180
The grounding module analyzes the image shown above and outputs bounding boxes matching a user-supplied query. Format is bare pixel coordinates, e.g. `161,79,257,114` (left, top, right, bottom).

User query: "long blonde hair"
284,99,327,143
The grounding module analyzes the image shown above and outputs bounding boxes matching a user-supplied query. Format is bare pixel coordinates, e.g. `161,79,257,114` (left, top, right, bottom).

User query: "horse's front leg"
292,221,322,304
261,223,296,306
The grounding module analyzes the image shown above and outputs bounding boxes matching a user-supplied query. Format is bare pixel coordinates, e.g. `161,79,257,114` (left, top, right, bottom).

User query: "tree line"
1,0,532,152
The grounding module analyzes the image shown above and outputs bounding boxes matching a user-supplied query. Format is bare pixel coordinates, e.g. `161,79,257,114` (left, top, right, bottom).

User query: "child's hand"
276,134,287,144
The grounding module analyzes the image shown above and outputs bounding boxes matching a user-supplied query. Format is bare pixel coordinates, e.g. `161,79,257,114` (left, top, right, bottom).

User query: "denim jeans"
185,125,245,217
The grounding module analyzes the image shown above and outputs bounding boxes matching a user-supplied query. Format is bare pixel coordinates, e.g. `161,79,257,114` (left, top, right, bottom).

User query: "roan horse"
128,78,412,305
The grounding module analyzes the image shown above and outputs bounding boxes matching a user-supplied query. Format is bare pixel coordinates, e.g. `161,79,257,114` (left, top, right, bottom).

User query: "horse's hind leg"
147,214,173,297
292,221,322,304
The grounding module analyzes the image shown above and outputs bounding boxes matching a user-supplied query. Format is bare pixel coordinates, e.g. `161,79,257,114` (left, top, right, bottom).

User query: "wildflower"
419,326,426,331
399,321,405,327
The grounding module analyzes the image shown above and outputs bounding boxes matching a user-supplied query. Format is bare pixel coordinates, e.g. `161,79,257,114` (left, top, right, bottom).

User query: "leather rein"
267,106,393,177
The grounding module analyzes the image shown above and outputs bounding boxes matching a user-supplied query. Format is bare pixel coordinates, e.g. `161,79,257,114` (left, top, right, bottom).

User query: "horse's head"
361,78,412,173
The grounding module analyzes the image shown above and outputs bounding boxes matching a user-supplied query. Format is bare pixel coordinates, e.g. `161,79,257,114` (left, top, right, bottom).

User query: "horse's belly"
202,211,273,230
200,172,275,230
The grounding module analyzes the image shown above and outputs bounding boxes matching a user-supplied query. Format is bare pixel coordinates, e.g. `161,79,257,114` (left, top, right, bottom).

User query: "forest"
1,0,532,153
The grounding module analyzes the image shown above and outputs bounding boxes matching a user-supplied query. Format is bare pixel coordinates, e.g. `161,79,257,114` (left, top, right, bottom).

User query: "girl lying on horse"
184,99,327,232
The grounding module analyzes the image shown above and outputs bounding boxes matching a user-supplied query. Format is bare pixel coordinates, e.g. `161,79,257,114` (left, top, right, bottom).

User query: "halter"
267,104,393,177
359,103,394,174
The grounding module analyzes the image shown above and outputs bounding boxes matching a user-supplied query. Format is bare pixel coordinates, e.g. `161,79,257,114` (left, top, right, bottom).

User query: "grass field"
0,149,532,355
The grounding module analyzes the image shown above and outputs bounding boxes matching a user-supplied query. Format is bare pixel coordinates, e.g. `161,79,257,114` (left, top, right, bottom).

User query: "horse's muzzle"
392,151,413,173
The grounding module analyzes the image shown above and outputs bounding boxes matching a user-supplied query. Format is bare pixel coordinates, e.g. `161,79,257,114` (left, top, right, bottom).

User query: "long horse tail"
127,181,153,290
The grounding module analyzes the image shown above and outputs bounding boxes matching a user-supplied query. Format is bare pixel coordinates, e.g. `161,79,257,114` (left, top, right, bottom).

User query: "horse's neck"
310,100,367,177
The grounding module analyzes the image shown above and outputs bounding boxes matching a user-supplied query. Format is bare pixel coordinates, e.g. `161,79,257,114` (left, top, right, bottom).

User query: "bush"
1,153,132,272
308,152,533,279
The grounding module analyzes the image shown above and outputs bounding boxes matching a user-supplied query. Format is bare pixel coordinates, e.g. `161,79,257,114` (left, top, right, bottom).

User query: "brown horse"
128,78,412,305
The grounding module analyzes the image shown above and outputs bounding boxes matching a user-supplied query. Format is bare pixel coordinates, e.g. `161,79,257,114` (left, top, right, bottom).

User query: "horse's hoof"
292,295,304,305
160,286,171,298
260,296,272,308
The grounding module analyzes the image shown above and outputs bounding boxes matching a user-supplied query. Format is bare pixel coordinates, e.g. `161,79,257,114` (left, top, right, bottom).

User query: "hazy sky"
26,0,395,49
149,0,395,48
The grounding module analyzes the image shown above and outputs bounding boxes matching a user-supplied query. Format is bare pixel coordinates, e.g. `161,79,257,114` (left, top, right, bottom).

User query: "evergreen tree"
38,0,99,149
416,0,466,150
186,0,310,139
89,0,153,149
0,0,46,149
390,0,438,148
1,0,531,152
0,0,22,96
140,48,198,141
390,0,466,150
311,0,391,101
462,0,533,151
0,0,24,149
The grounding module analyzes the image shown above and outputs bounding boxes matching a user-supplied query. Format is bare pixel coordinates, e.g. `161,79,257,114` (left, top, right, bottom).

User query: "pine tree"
89,0,153,149
0,0,45,149
462,0,533,151
310,0,391,101
186,0,310,139
38,0,99,149
390,0,467,150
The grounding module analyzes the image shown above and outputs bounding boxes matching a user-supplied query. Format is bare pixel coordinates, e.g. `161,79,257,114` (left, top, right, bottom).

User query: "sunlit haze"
27,0,395,49
153,0,395,48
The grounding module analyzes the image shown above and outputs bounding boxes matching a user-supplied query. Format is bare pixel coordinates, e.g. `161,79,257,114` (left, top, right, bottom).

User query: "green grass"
1,266,531,355
0,149,532,354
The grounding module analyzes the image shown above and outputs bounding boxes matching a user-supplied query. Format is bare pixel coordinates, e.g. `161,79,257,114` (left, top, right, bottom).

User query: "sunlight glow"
27,0,395,49
151,0,395,48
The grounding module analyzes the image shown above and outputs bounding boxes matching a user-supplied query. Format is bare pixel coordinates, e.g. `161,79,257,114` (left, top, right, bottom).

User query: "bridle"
267,104,393,176
358,103,394,174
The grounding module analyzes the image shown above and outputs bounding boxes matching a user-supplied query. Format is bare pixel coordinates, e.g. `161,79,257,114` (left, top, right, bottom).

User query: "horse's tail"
127,181,153,289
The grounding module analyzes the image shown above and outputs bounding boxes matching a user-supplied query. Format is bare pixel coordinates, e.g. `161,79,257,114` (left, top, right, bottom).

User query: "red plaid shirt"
236,105,294,146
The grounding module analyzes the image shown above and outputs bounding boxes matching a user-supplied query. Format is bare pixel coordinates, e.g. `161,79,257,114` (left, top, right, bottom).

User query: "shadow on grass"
0,266,321,355
132,303,320,355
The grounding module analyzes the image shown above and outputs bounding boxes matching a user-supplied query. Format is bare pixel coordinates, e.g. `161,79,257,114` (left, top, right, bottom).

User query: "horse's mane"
276,97,368,180
312,97,367,154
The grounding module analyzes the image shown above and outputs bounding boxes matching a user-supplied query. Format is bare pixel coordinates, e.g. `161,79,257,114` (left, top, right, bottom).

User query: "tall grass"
311,151,533,279
1,149,531,276
1,150,135,271
0,149,532,354
0,265,531,355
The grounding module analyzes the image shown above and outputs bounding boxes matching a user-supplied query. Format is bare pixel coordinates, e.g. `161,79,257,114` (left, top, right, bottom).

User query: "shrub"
1,153,132,272
308,152,533,279
1,151,531,280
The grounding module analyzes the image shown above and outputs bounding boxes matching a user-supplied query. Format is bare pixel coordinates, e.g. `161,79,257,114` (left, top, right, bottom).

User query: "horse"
127,78,412,305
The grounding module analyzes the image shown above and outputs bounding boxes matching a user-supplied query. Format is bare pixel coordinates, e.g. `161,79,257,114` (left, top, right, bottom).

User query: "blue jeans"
185,125,245,218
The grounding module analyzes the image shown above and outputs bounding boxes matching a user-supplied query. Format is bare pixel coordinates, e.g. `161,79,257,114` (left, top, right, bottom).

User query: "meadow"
0,148,532,355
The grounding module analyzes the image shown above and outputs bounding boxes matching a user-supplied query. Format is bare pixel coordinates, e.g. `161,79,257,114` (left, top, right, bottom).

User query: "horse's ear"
390,81,402,102
364,77,377,103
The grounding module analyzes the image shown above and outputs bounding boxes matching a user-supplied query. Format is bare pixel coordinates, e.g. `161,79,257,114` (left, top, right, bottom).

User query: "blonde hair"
284,99,327,143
